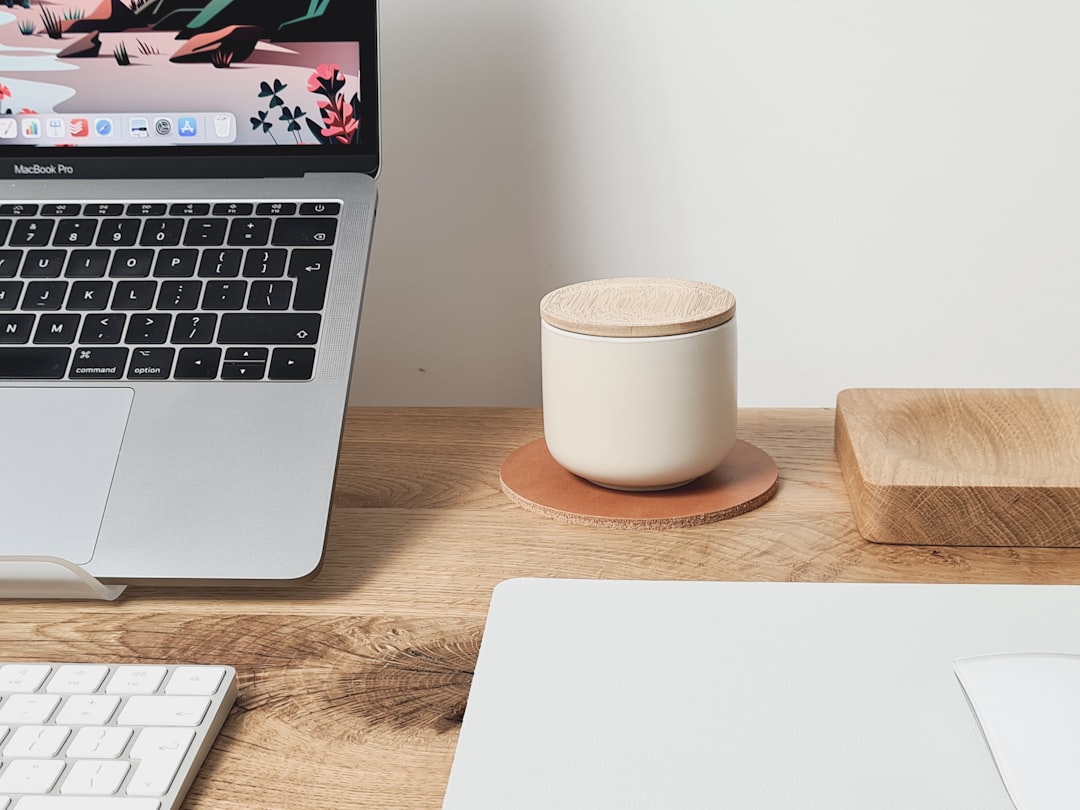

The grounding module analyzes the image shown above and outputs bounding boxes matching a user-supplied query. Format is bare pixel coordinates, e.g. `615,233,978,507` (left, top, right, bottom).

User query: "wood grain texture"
836,388,1080,546
6,406,1080,809
540,277,735,337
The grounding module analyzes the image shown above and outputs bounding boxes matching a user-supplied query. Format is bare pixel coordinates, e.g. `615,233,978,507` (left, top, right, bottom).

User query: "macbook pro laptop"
0,1,379,593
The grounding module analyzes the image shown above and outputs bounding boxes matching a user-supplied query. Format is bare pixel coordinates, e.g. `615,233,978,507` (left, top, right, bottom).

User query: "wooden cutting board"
834,388,1080,547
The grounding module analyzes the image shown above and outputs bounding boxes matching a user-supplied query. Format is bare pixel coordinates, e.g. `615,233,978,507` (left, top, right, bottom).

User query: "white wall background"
350,0,1080,408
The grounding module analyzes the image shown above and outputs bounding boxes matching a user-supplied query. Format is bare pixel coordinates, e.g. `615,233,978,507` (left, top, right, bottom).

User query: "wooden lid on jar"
540,277,736,338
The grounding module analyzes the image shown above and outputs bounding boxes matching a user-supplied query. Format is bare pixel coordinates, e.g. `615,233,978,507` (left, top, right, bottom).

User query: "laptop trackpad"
0,387,133,565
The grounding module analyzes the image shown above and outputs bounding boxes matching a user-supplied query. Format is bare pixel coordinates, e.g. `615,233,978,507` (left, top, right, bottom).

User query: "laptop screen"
0,1,378,178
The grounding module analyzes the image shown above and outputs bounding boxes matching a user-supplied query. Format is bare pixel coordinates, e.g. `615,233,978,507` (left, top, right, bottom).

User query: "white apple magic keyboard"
0,663,237,809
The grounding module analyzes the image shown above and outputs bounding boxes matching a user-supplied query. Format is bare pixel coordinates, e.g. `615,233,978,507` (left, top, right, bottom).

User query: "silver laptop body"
0,2,379,588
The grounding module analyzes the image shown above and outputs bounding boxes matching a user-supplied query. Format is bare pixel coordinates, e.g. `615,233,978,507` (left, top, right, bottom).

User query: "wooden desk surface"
5,406,1080,809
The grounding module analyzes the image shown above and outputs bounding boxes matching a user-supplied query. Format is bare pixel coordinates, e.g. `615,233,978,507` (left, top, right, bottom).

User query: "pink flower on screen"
320,97,357,143
322,118,358,143
307,63,340,93
0,84,11,101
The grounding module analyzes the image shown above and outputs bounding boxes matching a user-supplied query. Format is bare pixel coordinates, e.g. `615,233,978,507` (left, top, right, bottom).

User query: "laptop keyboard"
0,662,236,809
0,200,340,382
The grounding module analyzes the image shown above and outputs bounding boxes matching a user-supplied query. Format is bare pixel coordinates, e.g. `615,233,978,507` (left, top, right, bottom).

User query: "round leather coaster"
500,438,779,529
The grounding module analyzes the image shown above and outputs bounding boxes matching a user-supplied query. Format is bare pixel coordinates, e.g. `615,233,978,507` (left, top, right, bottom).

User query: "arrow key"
174,347,221,380
222,360,266,380
222,346,268,379
269,347,315,380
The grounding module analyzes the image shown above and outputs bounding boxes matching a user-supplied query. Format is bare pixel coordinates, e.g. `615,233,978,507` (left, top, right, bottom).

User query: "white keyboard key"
2,725,70,757
0,694,60,724
117,696,209,727
61,760,130,795
0,759,65,793
130,727,195,761
55,694,120,726
46,665,110,694
0,665,51,692
126,728,194,796
16,798,160,809
0,662,234,810
105,667,167,696
164,666,226,696
66,727,133,759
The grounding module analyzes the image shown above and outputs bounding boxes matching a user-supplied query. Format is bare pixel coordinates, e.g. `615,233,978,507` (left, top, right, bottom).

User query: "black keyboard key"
222,346,267,380
299,202,340,215
221,363,264,380
0,250,22,278
170,203,211,216
172,313,217,344
269,347,315,380
0,204,38,216
22,281,67,310
183,218,228,246
113,281,157,310
203,280,247,310
0,346,68,378
218,313,319,345
85,203,124,217
125,313,171,344
198,249,242,277
0,281,22,310
0,220,10,245
70,346,127,379
225,347,268,362
21,250,66,278
271,218,337,246
175,347,221,379
34,313,80,344
65,249,110,278
256,202,296,216
10,219,54,247
140,218,184,246
79,313,126,344
128,203,167,216
0,313,33,344
227,218,271,246
52,218,97,246
41,203,81,216
68,281,112,311
157,280,202,310
96,218,139,246
212,202,252,216
110,249,153,277
288,249,331,311
248,279,292,310
128,347,175,379
242,248,287,278
154,248,198,277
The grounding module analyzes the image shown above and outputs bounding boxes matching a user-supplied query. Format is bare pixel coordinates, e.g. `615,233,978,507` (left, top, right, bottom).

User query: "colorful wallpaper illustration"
0,0,361,146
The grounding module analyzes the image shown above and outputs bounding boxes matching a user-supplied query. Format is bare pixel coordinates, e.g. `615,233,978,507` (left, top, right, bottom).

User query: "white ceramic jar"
540,277,737,491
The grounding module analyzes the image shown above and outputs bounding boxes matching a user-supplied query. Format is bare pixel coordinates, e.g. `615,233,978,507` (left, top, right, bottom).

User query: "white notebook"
443,579,1080,810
